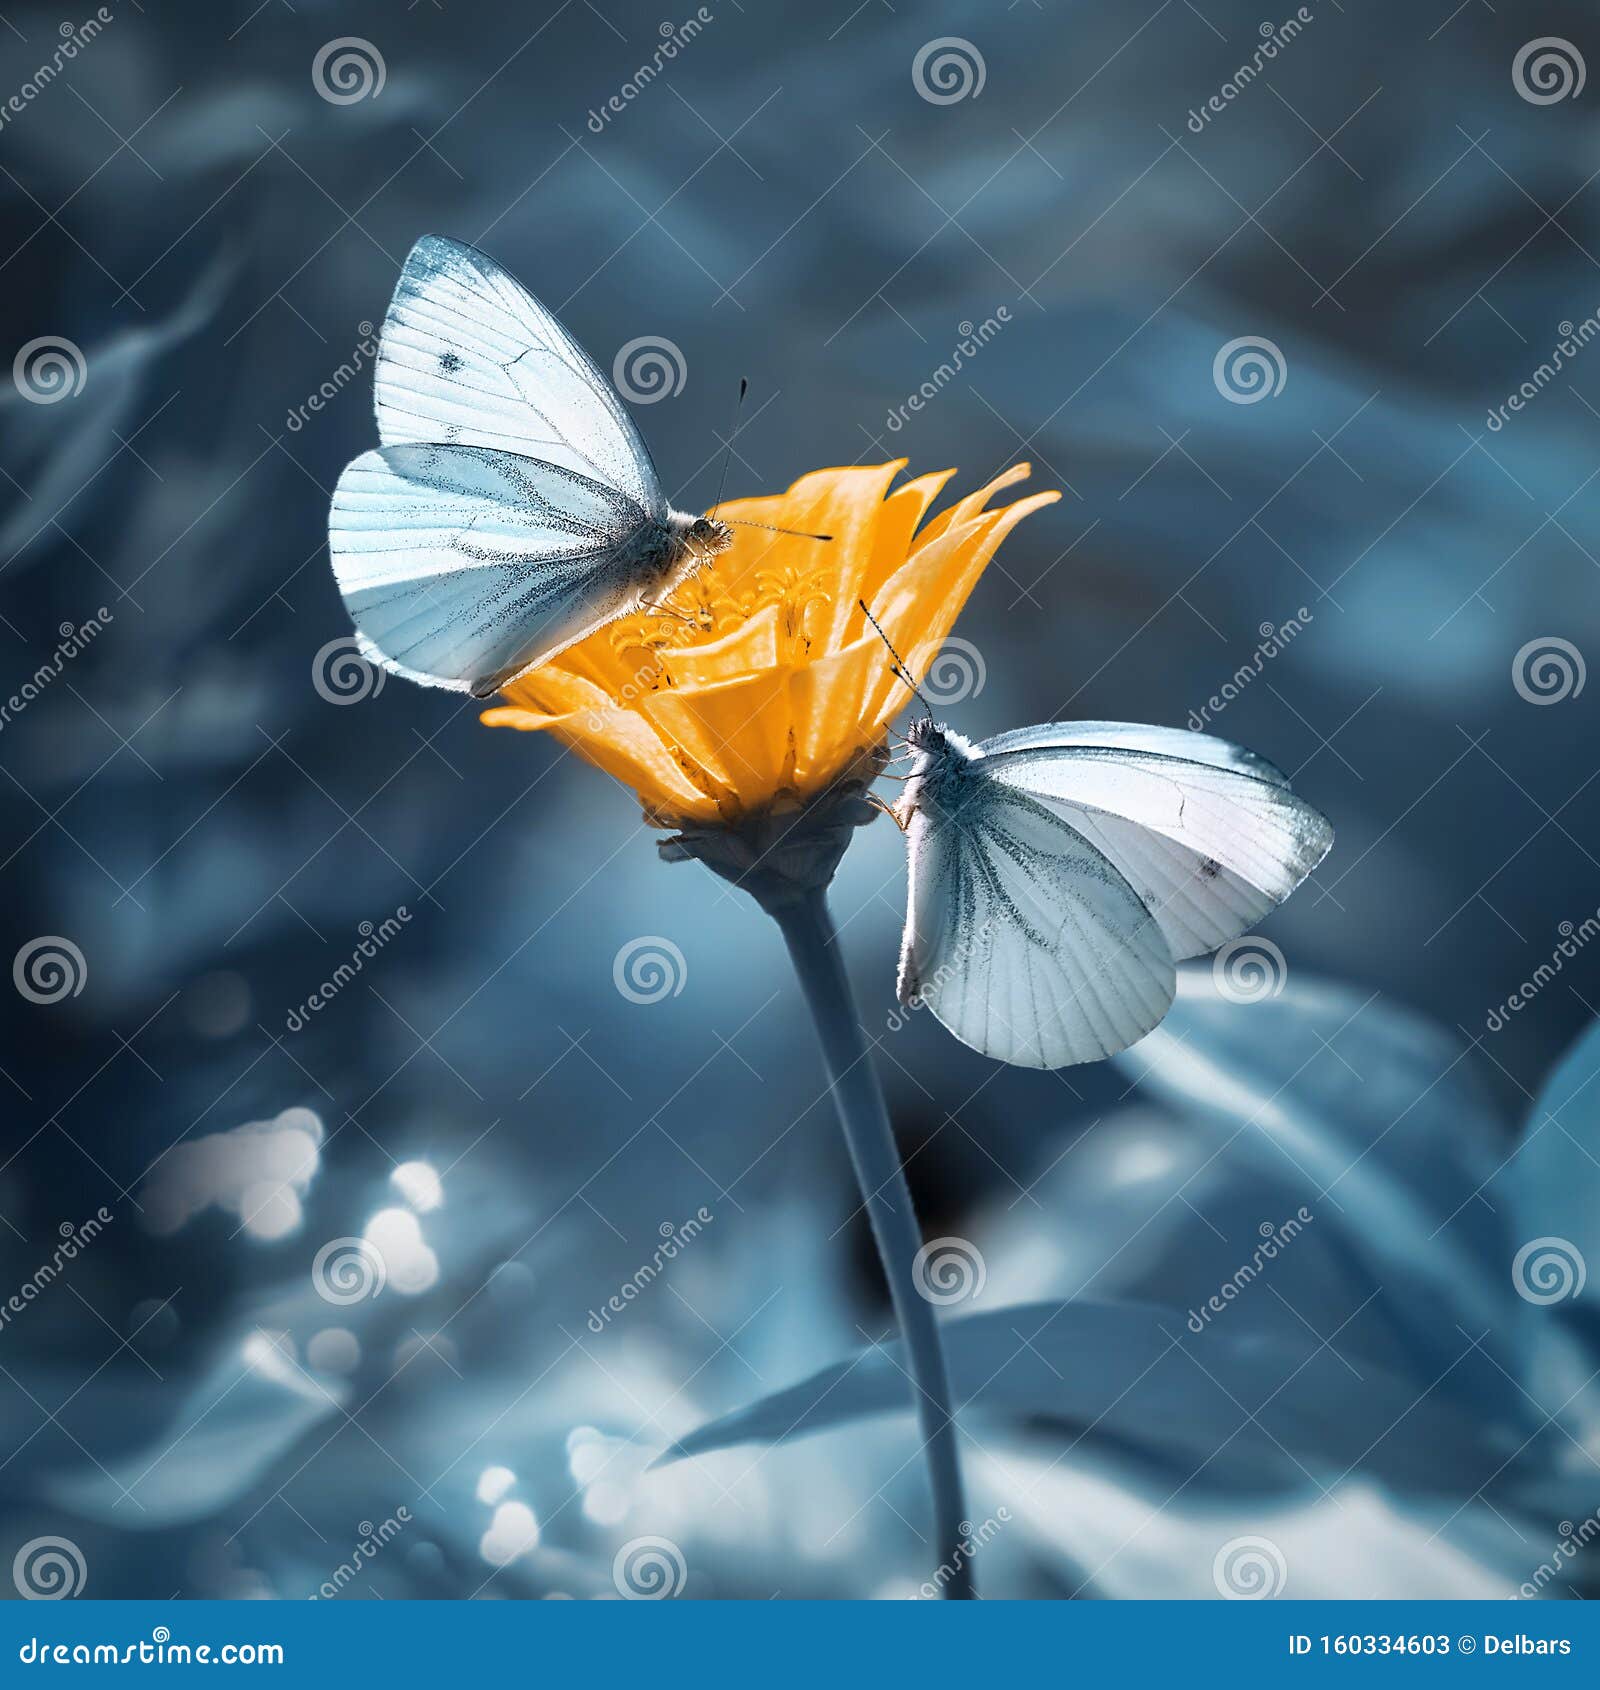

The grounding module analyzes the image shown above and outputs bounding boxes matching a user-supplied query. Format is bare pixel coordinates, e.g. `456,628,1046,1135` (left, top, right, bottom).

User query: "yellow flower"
480,461,1060,827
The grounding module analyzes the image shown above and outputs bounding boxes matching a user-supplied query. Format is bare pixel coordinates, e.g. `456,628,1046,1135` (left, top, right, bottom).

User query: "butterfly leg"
865,793,908,831
639,600,697,626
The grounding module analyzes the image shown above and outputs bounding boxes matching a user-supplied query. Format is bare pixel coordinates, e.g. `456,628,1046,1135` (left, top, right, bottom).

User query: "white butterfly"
328,235,732,699
893,716,1334,1068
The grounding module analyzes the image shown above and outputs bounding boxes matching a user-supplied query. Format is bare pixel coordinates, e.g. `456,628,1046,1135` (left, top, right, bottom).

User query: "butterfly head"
894,717,978,831
686,515,734,556
905,717,950,754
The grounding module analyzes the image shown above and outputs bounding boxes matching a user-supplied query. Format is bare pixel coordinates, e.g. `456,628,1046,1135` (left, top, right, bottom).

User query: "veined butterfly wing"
328,235,685,695
975,723,1333,962
373,234,666,515
978,721,1291,786
329,444,648,695
901,782,1176,1069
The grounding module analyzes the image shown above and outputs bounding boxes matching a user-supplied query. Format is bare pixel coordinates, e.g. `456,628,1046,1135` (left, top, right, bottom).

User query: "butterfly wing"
978,720,1291,786
328,444,652,695
372,235,666,517
901,783,1176,1068
975,723,1333,961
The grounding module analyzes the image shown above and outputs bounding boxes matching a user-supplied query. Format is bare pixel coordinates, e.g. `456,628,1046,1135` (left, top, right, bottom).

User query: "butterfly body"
328,235,729,699
894,718,979,826
893,718,1333,1068
464,505,728,697
572,503,730,624
641,509,734,588
891,722,1002,1008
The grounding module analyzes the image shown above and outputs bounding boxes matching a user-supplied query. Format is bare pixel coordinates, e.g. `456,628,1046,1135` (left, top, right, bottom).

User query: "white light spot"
581,1481,630,1526
240,1327,343,1406
307,1327,361,1375
569,1438,614,1486
239,1179,302,1240
1110,1141,1175,1186
394,1331,458,1371
242,1328,296,1378
363,1206,439,1295
391,1160,443,1213
142,1108,323,1238
476,1465,516,1506
479,1501,539,1567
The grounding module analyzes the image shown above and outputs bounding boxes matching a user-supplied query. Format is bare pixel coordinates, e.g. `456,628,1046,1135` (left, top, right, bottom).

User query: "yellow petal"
479,700,715,819
865,491,1061,724
857,468,957,613
662,603,781,688
710,462,905,619
636,664,798,808
913,462,1038,550
493,665,615,717
788,636,911,784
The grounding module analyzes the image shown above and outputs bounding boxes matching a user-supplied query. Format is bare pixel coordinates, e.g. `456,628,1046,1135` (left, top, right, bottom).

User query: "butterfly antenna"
858,598,933,718
710,380,832,543
710,378,747,522
725,518,832,543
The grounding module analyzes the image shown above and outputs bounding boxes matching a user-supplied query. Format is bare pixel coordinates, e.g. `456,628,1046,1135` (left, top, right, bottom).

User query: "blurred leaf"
0,255,231,572
1514,1013,1600,1305
661,1298,1503,1499
1114,975,1522,1381
47,1330,344,1529
1508,1012,1600,1432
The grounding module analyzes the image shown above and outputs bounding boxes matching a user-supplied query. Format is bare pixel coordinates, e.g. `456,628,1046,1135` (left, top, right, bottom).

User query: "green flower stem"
773,887,975,1600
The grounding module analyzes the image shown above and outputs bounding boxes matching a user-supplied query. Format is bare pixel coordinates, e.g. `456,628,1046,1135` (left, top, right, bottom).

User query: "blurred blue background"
2,0,1600,1601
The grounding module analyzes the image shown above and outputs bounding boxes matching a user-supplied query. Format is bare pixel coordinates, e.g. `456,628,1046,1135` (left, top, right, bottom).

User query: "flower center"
600,548,837,704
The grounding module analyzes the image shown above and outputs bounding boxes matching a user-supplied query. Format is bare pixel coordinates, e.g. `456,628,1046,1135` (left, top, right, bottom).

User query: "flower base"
654,743,890,916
